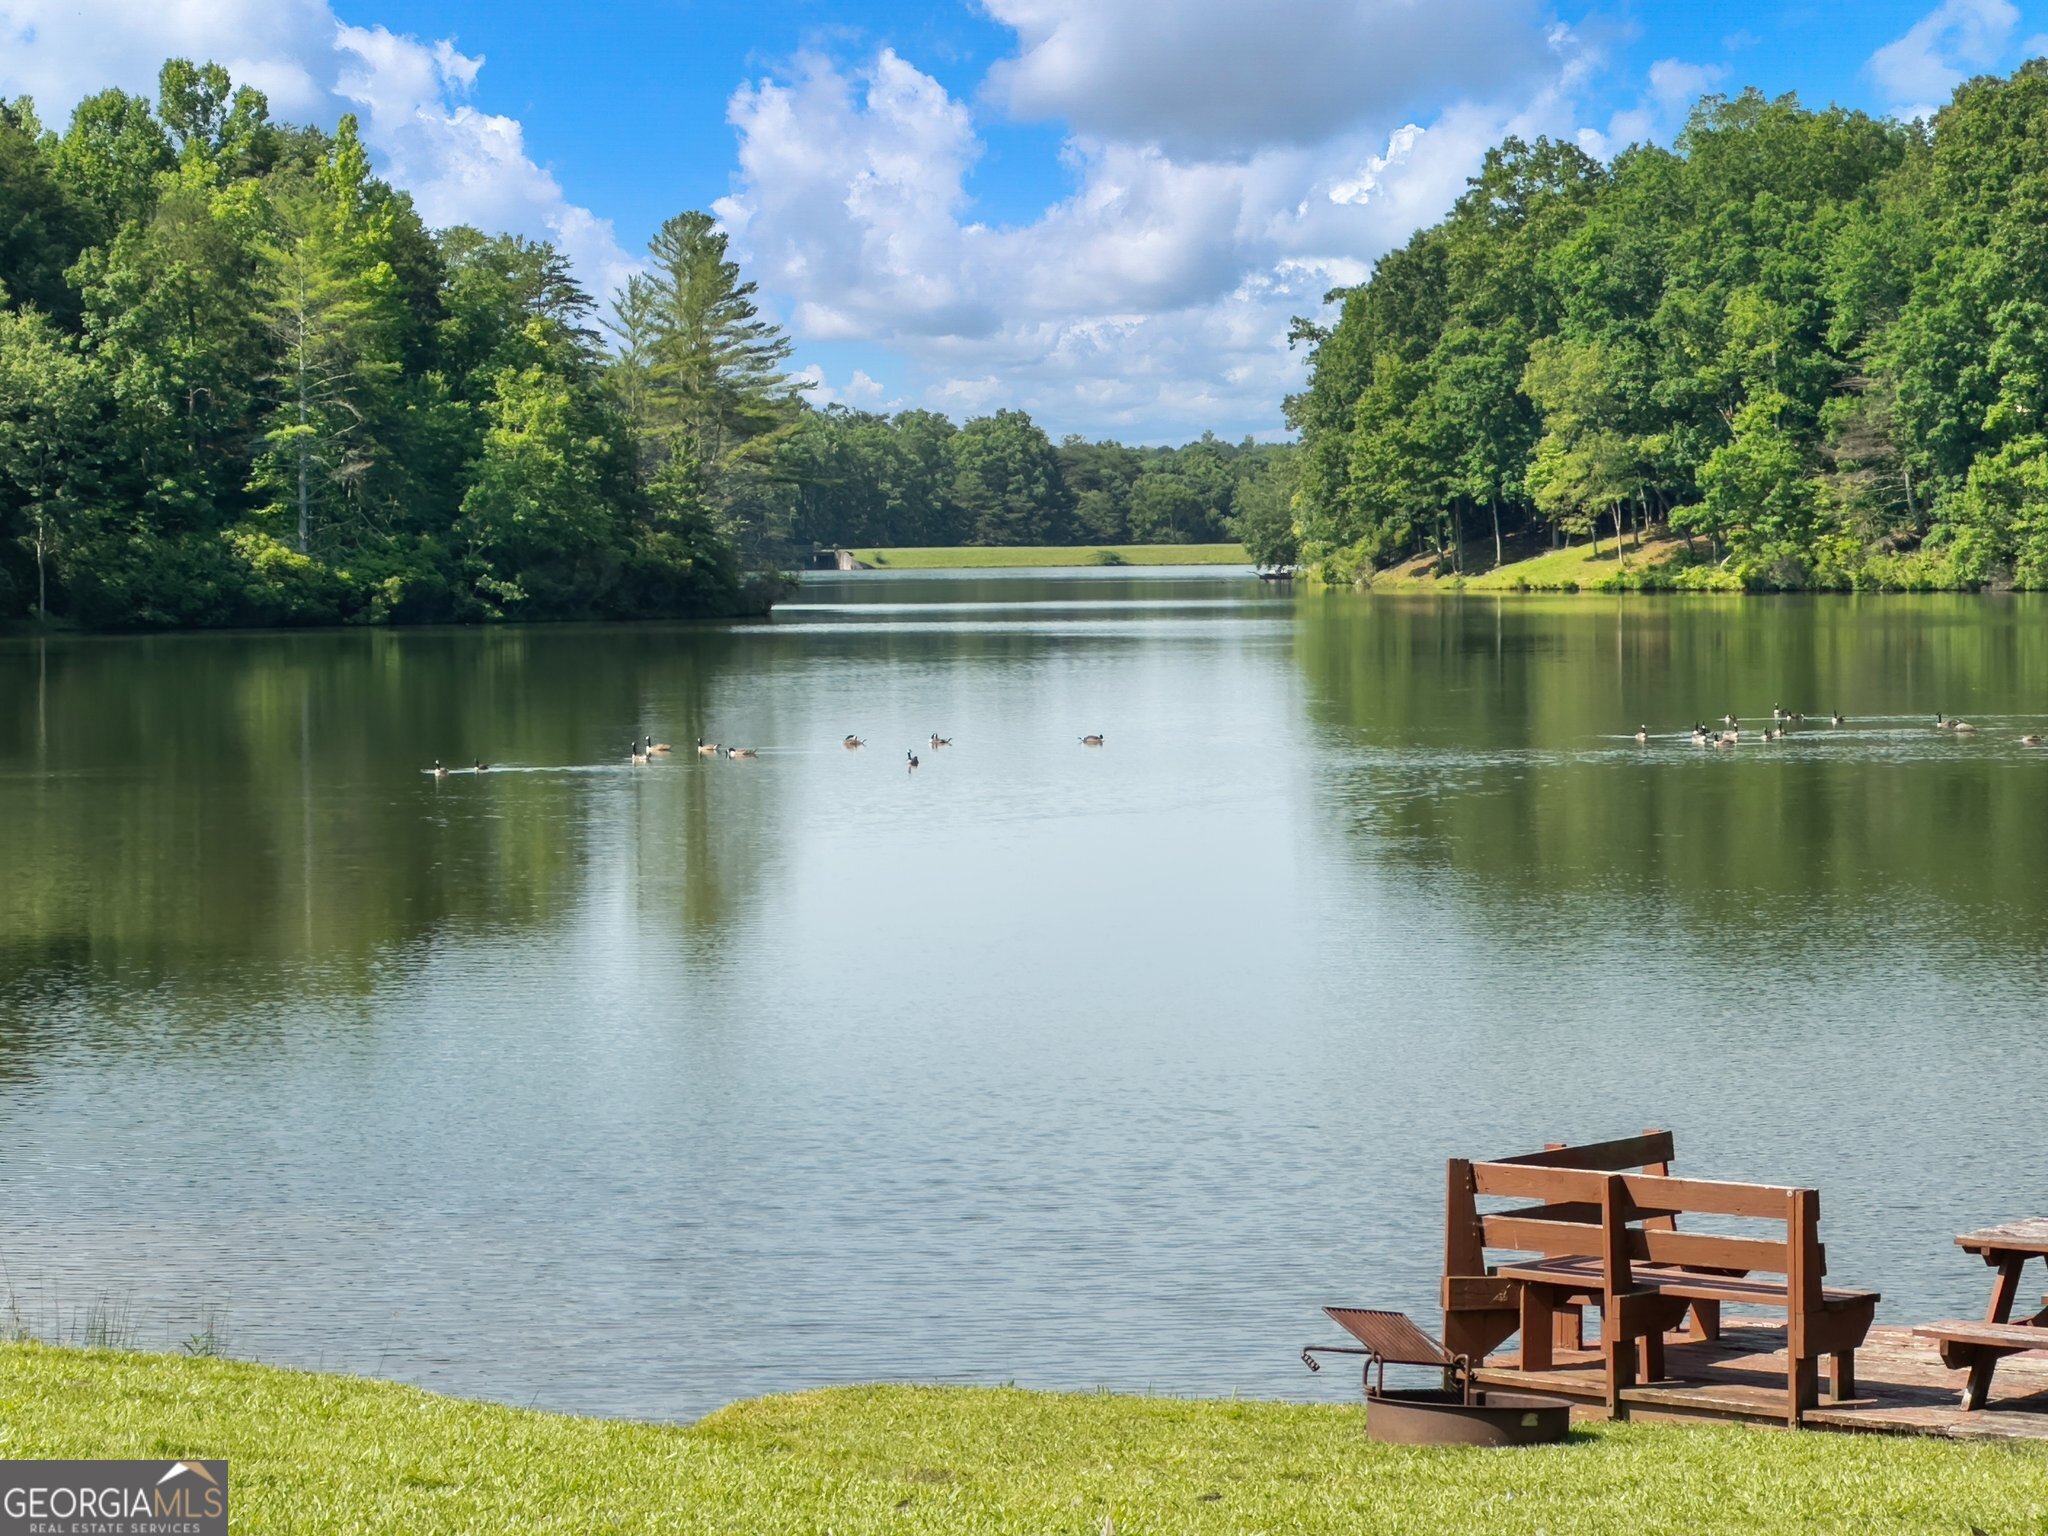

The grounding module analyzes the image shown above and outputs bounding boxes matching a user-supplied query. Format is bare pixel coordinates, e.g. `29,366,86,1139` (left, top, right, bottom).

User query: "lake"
2,571,2045,1421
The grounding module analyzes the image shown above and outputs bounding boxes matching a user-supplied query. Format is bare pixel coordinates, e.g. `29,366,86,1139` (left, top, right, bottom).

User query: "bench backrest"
1447,1131,1826,1306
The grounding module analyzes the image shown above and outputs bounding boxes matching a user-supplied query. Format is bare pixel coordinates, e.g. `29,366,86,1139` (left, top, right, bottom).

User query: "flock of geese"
427,730,1108,777
1629,704,2047,749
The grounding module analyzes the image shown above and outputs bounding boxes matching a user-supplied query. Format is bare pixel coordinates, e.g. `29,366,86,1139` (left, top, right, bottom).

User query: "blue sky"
4,0,2045,441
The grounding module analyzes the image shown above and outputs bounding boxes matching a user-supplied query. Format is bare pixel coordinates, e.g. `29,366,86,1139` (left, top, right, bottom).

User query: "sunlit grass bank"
1361,534,1695,592
4,1343,2045,1534
851,543,1250,569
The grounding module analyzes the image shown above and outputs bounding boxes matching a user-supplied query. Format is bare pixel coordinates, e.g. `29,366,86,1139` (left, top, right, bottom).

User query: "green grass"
3,1342,2045,1533
851,543,1250,569
1362,535,1692,593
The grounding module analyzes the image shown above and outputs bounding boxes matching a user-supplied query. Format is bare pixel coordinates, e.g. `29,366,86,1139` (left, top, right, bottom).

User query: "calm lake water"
2,571,2045,1420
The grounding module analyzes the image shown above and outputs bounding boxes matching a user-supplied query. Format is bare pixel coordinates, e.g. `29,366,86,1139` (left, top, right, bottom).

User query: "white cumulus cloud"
982,0,1555,158
0,0,632,296
1869,0,2019,119
717,31,1595,440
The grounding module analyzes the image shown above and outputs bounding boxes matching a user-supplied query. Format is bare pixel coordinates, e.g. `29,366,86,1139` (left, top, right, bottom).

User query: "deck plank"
1473,1323,2048,1442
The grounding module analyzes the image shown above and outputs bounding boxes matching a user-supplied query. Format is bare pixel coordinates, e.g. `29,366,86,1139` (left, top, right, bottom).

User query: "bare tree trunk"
1490,497,1503,569
33,510,47,621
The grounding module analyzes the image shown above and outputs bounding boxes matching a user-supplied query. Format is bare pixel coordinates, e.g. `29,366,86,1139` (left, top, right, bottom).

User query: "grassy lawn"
3,1343,2044,1533
851,543,1250,569
1365,534,1693,592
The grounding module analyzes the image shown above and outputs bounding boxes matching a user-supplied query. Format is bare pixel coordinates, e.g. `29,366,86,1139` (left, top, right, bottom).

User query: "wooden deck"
1475,1322,2048,1442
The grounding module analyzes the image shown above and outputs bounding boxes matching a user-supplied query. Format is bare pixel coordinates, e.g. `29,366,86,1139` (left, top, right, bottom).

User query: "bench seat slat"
1499,1256,1879,1311
1911,1320,2048,1350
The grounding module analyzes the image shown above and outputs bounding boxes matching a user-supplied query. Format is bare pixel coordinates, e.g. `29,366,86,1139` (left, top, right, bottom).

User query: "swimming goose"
1935,715,1953,730
1773,704,1788,722
1952,719,1978,733
474,760,491,773
1722,713,1739,727
844,735,865,749
1831,712,1846,726
2024,735,2044,747
432,758,447,779
696,738,720,756
1080,733,1106,746
929,734,952,748
1634,725,1649,743
648,740,672,755
907,751,920,771
630,739,649,764
726,746,758,759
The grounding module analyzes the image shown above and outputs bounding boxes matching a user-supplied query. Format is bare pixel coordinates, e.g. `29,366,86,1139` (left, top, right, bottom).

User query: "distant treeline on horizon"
776,410,1299,558
1290,65,2048,591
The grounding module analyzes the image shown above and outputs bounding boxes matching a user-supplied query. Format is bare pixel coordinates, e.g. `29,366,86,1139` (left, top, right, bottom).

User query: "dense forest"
0,63,821,628
1290,64,2048,590
775,413,1296,554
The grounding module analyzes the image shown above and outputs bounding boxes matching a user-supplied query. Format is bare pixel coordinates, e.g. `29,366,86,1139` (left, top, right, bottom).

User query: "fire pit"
1303,1306,1572,1447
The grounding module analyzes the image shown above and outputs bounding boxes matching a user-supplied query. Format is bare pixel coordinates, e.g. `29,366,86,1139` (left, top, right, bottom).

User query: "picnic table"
1912,1219,2048,1409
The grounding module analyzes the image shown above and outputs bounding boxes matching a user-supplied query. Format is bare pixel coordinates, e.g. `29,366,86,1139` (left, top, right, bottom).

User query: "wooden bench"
1912,1319,2048,1409
1442,1132,1880,1426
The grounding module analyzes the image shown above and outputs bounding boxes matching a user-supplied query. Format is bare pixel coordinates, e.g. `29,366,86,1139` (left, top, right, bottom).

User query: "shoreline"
8,1340,2043,1533
845,543,1250,569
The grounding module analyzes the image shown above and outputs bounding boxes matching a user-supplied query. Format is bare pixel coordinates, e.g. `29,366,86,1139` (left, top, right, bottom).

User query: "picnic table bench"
1442,1132,1880,1426
1912,1219,2048,1409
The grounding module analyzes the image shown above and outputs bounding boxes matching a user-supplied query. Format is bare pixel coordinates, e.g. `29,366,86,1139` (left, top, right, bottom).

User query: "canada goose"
2024,735,2044,747
1080,734,1106,746
844,735,865,749
907,751,920,771
1722,713,1739,727
1716,732,1736,748
432,759,447,779
1788,711,1805,723
696,738,720,756
474,760,491,773
1935,715,1952,730
1831,712,1846,726
1634,725,1649,743
630,739,649,765
1691,724,1710,745
649,740,673,755
929,734,952,748
1773,704,1787,722
1952,719,1978,733
726,746,758,759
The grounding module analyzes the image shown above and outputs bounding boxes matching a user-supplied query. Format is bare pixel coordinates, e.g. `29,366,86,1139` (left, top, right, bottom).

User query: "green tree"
0,302,108,617
53,89,173,243
250,116,404,553
948,410,1072,545
0,98,91,321
1229,450,1300,568
457,356,618,614
623,212,806,485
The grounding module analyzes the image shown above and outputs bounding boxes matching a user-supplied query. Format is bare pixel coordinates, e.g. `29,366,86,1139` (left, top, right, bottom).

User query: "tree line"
0,61,811,627
1289,65,2048,590
773,411,1297,557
